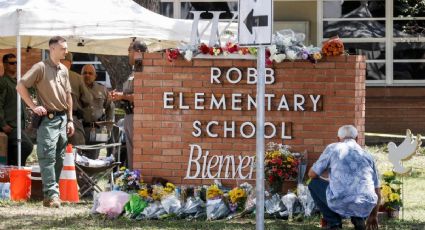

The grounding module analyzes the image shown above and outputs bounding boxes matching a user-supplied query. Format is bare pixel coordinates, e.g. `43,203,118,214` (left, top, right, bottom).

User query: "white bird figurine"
388,129,422,174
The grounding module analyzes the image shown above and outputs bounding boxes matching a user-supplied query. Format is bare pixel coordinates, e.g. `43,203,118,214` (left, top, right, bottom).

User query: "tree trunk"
97,0,160,90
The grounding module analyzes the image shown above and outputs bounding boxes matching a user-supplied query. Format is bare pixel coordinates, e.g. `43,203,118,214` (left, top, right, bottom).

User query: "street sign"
238,0,273,46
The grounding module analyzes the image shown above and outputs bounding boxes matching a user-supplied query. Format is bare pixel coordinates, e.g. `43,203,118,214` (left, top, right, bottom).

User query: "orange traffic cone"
59,144,79,202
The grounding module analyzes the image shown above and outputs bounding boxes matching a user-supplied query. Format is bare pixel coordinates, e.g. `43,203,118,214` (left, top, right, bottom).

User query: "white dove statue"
388,129,422,174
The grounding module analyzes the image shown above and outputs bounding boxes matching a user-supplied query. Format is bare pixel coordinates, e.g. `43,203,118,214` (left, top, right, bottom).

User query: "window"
160,0,238,20
319,0,425,85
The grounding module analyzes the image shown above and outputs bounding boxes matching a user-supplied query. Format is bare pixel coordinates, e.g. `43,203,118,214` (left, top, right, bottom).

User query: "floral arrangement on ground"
95,165,315,220
265,142,301,194
380,170,402,212
166,30,344,64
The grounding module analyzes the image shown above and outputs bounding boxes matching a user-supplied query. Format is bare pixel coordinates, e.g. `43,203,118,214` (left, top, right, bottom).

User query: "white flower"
271,54,286,63
184,50,193,61
268,45,278,56
390,183,400,190
286,50,297,61
223,51,229,56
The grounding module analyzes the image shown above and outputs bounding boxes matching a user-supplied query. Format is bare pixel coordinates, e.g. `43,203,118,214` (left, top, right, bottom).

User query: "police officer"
60,53,93,146
81,64,114,159
0,53,34,166
17,36,74,208
110,39,147,170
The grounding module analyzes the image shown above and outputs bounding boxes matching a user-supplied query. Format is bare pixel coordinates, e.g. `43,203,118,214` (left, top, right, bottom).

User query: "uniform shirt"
83,82,114,122
123,75,134,94
312,139,380,218
68,70,92,112
20,58,71,112
0,75,26,128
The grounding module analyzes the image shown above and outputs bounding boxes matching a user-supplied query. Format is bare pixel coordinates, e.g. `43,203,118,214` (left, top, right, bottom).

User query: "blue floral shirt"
312,139,380,218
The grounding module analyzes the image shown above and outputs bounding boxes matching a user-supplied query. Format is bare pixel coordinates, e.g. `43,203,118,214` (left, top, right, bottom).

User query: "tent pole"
16,9,22,168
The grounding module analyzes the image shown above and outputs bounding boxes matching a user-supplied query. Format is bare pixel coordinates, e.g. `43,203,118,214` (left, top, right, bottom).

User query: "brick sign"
133,54,365,185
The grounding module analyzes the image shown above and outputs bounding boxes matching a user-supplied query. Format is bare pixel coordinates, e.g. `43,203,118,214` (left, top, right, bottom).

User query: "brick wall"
133,53,366,186
366,87,425,144
0,49,42,76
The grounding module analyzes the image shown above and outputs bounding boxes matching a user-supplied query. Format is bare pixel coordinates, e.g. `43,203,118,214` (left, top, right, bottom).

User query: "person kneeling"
308,125,381,230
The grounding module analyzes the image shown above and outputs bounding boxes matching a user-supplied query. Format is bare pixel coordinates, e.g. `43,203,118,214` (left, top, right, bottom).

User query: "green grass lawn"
1,146,424,229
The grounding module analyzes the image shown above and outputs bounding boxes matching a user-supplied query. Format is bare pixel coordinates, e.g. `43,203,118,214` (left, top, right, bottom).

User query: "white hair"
337,125,358,139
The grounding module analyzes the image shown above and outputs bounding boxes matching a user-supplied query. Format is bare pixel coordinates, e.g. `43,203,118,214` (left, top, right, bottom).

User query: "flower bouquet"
206,184,230,220
113,167,142,193
321,36,344,56
228,186,247,213
265,143,300,194
380,171,402,218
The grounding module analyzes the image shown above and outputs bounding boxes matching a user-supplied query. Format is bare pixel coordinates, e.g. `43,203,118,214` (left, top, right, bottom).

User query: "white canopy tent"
0,0,237,166
0,0,237,55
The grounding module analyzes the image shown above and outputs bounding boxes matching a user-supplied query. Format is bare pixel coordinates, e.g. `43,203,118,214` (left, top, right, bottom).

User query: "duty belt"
46,111,66,119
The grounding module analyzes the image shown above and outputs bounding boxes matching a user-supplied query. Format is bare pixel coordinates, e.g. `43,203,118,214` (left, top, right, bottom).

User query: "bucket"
30,165,43,201
10,168,31,201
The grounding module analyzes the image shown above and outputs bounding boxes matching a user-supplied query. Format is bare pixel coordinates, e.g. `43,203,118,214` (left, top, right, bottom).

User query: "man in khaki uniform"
16,36,74,208
60,53,92,146
110,39,147,170
81,64,114,159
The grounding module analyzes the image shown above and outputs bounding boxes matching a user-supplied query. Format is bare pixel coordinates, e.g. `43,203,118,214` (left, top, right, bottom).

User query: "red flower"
199,43,210,54
268,175,274,183
227,43,239,53
277,169,283,177
266,58,273,66
265,49,271,59
208,47,214,55
166,49,179,62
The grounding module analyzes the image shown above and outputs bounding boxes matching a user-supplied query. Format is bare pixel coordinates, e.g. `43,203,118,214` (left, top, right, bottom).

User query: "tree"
97,0,159,90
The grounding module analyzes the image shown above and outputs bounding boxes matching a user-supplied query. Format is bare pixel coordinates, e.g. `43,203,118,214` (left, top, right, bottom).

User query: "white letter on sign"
185,144,202,179
163,92,174,109
211,67,221,84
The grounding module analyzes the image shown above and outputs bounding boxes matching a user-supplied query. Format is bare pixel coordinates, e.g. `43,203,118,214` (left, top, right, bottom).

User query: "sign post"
238,1,272,230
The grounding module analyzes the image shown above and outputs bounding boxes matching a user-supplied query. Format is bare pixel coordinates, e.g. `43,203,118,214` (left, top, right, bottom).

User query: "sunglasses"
5,61,17,65
82,71,94,75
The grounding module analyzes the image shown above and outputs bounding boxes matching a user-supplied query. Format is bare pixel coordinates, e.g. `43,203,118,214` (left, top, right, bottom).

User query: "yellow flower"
138,189,149,198
119,166,126,171
389,193,400,202
163,182,176,194
229,187,247,204
381,185,392,202
383,171,394,177
207,184,223,199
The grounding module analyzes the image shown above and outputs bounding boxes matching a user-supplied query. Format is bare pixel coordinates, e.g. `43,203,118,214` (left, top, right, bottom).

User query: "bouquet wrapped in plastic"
321,36,344,56
179,197,206,219
281,191,298,220
124,193,148,219
265,194,285,216
160,183,182,215
136,201,167,220
95,191,130,219
206,184,230,220
297,184,315,217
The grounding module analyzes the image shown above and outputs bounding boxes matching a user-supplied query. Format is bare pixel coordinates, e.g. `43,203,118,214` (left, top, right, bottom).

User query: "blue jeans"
308,178,342,228
36,115,67,199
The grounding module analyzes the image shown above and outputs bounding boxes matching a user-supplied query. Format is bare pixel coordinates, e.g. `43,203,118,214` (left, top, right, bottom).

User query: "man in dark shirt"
0,53,33,166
